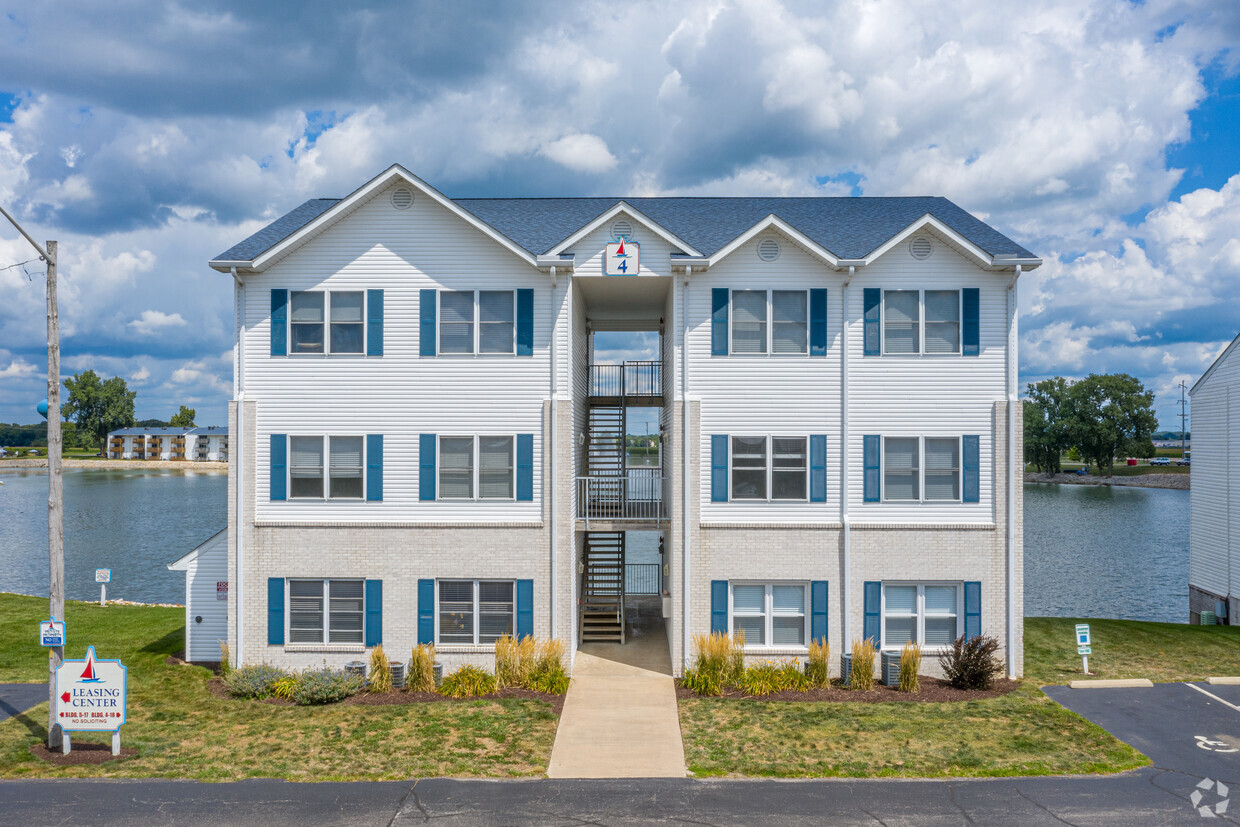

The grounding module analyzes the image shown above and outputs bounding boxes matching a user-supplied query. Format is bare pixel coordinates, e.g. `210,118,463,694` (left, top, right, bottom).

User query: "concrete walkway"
547,609,687,778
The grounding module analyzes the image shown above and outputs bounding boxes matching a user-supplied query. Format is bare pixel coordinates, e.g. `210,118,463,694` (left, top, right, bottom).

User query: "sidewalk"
547,610,686,778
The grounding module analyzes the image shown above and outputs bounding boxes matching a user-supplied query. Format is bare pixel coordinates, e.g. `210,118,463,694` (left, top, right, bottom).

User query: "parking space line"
1185,682,1240,712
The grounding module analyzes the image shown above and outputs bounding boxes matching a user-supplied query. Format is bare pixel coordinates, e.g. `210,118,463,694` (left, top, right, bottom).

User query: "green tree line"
1024,373,1159,477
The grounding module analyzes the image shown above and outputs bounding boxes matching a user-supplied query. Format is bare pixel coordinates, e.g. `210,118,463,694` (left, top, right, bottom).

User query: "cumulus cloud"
128,309,187,335
539,134,618,174
0,357,38,378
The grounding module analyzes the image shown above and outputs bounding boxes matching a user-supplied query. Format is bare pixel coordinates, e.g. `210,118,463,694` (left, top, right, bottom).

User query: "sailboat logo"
80,652,102,682
614,238,628,257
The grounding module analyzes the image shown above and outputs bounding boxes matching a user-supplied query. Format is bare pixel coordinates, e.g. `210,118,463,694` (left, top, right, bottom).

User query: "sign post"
96,569,110,606
53,645,127,755
1076,623,1092,675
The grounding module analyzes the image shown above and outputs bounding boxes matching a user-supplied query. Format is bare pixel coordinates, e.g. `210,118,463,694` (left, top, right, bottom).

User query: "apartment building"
107,426,229,461
211,165,1036,677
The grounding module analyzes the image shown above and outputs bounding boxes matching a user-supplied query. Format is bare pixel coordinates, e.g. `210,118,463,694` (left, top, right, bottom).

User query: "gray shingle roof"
213,193,1035,263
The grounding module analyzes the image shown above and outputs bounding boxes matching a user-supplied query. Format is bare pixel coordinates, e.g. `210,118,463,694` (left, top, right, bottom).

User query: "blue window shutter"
962,435,980,503
810,435,827,503
516,433,533,501
810,288,828,356
267,577,284,645
710,581,728,634
417,579,435,645
270,434,287,502
516,579,533,640
420,289,437,356
863,435,880,503
516,288,534,356
366,289,384,356
863,288,881,356
711,288,729,356
811,581,828,645
711,434,728,502
863,581,881,646
419,434,436,501
964,581,981,641
962,288,980,356
364,579,382,647
366,434,383,502
270,289,287,356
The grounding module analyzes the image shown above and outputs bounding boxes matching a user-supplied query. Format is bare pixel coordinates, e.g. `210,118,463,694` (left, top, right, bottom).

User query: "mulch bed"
676,676,1020,703
206,677,564,714
30,741,137,765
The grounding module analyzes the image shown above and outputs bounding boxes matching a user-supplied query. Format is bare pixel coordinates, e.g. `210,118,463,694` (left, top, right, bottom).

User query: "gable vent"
757,238,781,262
909,236,933,260
611,219,633,241
391,187,414,210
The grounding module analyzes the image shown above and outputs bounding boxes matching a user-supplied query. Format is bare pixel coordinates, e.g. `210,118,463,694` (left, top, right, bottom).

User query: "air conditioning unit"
343,660,366,677
1201,611,1217,626
881,651,901,686
433,662,444,686
389,661,406,690
840,653,852,687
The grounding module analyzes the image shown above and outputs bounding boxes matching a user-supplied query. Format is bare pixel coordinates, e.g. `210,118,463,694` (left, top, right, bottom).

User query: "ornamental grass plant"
805,639,830,688
528,639,569,694
368,645,393,694
218,641,232,676
898,641,922,693
407,643,437,693
682,632,745,696
439,665,497,698
849,638,877,691
737,660,810,696
494,635,537,688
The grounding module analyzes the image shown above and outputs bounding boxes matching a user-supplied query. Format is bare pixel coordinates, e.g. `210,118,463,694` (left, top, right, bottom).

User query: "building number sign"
605,238,638,276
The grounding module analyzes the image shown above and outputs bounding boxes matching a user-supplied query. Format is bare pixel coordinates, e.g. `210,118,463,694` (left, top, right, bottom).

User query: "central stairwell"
581,531,625,644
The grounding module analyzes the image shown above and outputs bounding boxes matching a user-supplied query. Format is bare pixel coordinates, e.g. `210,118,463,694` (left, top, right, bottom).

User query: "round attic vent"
909,236,933,260
611,219,633,241
391,187,414,210
757,238,781,262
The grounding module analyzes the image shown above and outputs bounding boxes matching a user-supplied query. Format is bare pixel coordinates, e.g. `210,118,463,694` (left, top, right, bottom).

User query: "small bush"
805,639,830,688
218,641,232,676
898,641,922,693
439,665,497,698
939,634,1004,690
682,632,745,696
271,675,299,700
849,638,877,691
494,635,537,688
527,639,569,694
408,644,437,693
223,664,289,699
368,645,392,694
292,668,364,705
737,660,809,696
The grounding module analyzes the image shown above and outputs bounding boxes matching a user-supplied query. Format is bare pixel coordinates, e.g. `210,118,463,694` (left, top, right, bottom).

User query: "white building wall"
1190,339,1239,602
182,532,228,662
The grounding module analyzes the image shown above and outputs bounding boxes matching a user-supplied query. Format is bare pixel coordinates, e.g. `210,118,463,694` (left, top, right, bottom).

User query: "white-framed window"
437,580,515,644
730,583,808,647
290,290,366,355
882,289,961,355
289,435,366,500
731,435,808,501
730,289,809,355
438,435,515,500
882,583,961,650
288,579,365,644
882,436,962,502
439,290,515,355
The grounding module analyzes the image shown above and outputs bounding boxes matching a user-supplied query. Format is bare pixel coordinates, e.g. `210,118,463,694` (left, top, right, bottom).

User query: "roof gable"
1191,331,1240,396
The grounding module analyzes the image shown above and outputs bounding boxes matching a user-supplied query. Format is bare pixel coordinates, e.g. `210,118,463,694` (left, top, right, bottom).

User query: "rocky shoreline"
1023,471,1189,490
0,458,226,472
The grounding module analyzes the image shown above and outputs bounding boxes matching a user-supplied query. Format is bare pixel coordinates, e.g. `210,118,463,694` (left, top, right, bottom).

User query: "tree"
62,370,136,451
1024,377,1073,474
169,405,196,428
1068,373,1158,477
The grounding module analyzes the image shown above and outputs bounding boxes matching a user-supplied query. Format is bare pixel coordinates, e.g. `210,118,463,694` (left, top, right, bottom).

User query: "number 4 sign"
605,238,639,276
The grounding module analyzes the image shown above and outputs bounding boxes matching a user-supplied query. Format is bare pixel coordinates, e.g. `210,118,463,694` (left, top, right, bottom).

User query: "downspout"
841,265,854,647
1007,265,1021,679
549,267,558,640
230,266,245,667
682,266,692,671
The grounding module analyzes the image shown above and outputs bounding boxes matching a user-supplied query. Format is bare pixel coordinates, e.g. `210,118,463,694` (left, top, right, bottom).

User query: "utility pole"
0,203,62,749
1180,380,1189,459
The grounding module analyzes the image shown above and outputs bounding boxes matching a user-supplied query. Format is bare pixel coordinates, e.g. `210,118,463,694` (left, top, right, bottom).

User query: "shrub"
271,675,299,700
223,664,289,699
292,668,364,705
939,634,1004,690
527,639,569,694
682,632,745,696
494,635,537,688
805,639,830,688
898,641,922,693
439,665,497,698
368,645,393,694
737,660,809,696
218,641,232,676
408,643,437,693
849,638,877,691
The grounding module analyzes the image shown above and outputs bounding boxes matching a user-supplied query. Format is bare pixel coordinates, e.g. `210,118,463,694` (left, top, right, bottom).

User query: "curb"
1206,677,1240,685
1068,679,1154,689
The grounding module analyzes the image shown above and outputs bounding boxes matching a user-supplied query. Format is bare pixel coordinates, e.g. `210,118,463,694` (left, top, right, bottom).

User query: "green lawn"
0,594,558,780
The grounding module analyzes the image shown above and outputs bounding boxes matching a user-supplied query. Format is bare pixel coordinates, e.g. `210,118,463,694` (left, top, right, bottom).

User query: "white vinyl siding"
437,580,515,644
288,579,365,644
439,435,515,501
1189,337,1240,599
882,583,961,650
731,583,808,648
172,531,227,663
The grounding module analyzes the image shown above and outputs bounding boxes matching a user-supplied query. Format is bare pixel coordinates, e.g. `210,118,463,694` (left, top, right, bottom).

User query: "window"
289,436,366,499
882,436,963,503
730,290,809,355
882,289,961,355
882,583,960,648
730,436,808,501
288,579,364,644
439,290,515,355
289,291,367,355
772,437,807,499
439,436,515,500
731,436,767,499
438,580,514,644
731,583,807,647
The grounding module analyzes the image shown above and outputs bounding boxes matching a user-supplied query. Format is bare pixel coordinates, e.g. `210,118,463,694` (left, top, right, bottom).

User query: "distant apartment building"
106,426,229,461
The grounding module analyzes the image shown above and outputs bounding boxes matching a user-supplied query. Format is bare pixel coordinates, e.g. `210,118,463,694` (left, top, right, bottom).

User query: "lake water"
0,470,1191,622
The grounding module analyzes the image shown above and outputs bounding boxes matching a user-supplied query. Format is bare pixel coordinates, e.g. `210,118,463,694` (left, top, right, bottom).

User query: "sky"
0,1,1238,429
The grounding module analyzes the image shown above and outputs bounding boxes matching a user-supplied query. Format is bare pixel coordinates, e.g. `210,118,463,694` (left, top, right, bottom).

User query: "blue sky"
0,0,1238,428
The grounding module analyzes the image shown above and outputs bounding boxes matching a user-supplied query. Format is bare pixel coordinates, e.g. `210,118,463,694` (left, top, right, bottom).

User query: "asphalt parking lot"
0,684,47,723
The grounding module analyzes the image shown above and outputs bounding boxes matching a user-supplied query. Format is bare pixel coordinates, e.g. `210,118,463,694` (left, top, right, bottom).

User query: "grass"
0,594,558,780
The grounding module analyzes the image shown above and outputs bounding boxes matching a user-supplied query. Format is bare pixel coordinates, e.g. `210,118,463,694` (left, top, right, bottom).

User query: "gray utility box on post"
881,651,901,686
840,653,852,687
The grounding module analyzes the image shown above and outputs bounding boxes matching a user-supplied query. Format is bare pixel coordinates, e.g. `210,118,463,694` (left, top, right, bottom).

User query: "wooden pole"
46,239,64,750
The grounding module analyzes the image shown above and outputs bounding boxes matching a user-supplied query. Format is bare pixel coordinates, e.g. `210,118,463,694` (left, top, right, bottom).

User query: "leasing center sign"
54,646,127,731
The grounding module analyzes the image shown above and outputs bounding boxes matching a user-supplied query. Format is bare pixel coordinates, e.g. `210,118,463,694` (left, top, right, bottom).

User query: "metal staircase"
580,531,625,643
586,406,625,476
